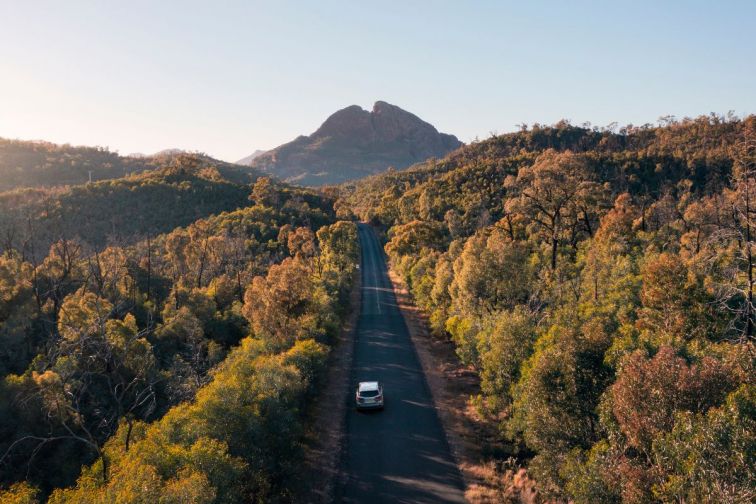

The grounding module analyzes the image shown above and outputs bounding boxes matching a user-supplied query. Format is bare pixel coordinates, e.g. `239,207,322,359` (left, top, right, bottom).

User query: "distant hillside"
0,153,283,256
0,139,267,192
128,148,188,158
236,149,267,165
0,138,161,191
342,114,754,223
249,101,462,186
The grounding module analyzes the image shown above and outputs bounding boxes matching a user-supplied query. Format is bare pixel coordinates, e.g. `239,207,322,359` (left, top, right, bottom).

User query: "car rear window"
360,390,380,397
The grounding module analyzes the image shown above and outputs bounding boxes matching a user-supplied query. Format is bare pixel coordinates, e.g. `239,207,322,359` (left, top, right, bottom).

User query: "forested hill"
0,138,161,191
0,154,299,258
0,153,355,501
339,113,755,502
0,138,264,191
342,114,753,224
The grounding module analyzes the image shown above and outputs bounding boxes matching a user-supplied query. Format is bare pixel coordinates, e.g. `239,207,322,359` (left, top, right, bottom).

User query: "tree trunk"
582,209,593,237
100,449,108,483
746,175,753,340
146,234,152,301
505,214,515,241
124,418,134,452
551,236,558,270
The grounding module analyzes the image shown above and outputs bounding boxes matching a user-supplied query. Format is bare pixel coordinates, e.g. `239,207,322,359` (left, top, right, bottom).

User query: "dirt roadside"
296,267,361,504
387,269,540,504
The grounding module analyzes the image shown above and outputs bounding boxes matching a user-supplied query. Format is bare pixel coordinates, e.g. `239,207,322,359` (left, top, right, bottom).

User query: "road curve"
337,224,466,503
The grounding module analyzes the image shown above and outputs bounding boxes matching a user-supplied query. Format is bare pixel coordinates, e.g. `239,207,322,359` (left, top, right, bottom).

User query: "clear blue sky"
1,1,754,162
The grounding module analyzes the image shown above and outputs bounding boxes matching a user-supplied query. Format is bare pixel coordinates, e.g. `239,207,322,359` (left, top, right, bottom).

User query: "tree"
2,291,160,483
155,306,209,397
636,252,725,346
508,316,614,496
286,226,318,261
610,346,739,458
504,150,604,269
652,384,755,503
0,482,39,504
36,239,84,317
0,255,36,375
561,440,622,504
701,137,756,341
242,258,331,351
578,195,641,322
280,338,328,395
477,306,536,414
385,220,447,260
250,177,280,208
450,227,533,317
316,221,358,289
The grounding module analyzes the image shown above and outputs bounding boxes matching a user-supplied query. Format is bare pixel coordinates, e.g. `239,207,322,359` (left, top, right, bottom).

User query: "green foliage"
0,167,355,502
477,306,536,414
242,257,332,352
281,339,329,395
561,441,622,504
508,318,613,495
450,227,533,317
444,315,479,367
0,481,40,504
340,115,756,500
0,255,36,375
317,221,359,278
652,384,755,502
385,220,447,264
0,138,158,191
0,154,332,258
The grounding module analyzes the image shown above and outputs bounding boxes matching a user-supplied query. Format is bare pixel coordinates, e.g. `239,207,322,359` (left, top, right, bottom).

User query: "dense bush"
0,164,358,502
0,154,285,258
340,114,755,501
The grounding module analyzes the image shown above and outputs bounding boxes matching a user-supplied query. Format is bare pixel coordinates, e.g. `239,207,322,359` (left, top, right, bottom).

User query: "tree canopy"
340,114,755,502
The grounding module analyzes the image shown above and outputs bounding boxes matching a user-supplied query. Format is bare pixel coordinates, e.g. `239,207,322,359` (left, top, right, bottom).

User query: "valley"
0,113,753,504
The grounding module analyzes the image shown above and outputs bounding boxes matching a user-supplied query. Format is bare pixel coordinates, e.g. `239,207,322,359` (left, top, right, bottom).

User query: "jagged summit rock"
246,101,462,186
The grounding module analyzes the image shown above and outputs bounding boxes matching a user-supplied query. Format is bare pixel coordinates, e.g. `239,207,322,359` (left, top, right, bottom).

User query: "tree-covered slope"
0,169,356,502
339,114,755,503
0,138,161,191
341,114,752,226
0,154,302,258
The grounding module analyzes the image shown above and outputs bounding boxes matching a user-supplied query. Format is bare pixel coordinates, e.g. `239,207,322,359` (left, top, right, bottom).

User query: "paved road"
337,224,466,503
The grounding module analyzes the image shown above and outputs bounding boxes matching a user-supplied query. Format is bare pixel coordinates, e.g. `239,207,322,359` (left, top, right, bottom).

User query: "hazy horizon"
1,1,754,162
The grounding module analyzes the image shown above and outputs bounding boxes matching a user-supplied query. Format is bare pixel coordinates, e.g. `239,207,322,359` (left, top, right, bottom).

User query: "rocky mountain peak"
314,105,372,139
245,101,462,186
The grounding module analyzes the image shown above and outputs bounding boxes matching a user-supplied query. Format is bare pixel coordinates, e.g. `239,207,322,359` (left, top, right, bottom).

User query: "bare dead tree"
703,136,755,342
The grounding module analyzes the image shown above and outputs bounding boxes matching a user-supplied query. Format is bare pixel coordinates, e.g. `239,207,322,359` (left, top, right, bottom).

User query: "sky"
0,1,754,162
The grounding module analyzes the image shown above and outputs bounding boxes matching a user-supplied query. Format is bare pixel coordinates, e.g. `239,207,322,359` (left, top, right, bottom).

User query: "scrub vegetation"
0,160,358,502
340,114,755,503
1,113,754,503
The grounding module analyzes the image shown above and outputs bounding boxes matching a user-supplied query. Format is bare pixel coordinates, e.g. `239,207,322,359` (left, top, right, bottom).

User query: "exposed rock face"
248,101,462,185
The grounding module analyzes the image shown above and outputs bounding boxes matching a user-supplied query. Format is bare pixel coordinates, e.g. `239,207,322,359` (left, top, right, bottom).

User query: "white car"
355,381,384,410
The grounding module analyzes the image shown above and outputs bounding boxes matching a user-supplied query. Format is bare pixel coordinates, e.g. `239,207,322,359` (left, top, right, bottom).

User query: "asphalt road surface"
337,224,466,503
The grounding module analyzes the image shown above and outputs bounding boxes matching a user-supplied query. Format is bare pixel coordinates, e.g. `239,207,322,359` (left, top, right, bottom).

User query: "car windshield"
359,390,380,397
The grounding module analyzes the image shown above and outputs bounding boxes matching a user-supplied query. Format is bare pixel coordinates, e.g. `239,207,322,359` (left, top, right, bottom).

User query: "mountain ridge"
236,149,267,165
246,101,462,186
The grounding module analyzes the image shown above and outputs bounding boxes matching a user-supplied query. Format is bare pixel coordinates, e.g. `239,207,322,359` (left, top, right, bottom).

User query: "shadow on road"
337,224,466,504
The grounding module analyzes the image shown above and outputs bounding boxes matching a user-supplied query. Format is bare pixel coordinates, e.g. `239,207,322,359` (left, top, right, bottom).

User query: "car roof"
358,381,380,392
